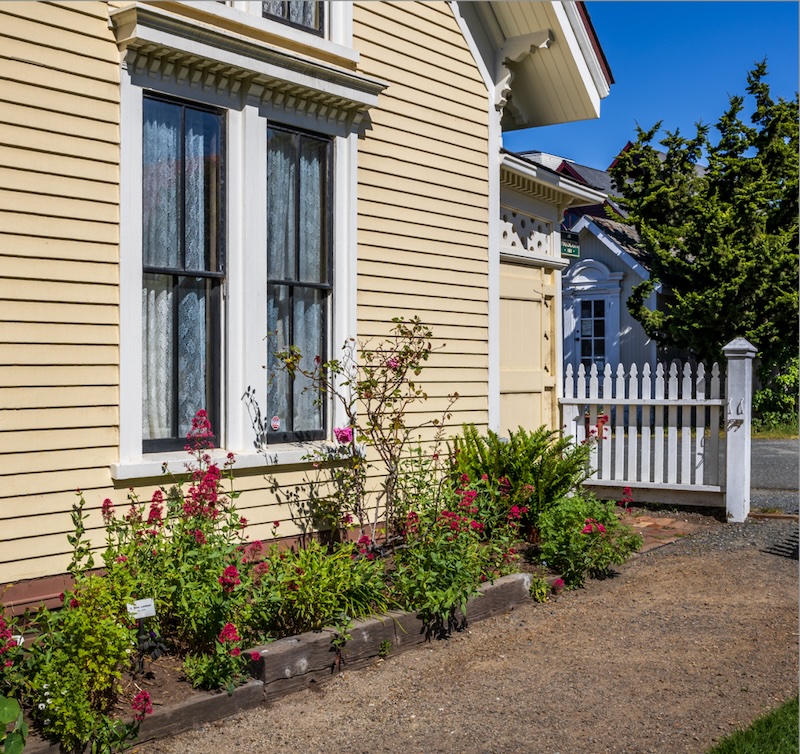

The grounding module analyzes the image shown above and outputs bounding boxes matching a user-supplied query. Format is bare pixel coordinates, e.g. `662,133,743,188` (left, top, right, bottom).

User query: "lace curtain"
142,100,218,442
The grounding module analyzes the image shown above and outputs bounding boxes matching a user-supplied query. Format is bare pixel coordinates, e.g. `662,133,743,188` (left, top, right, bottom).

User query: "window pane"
581,340,592,358
594,299,604,317
581,300,591,318
142,273,175,440
267,128,296,281
267,284,291,434
143,99,181,269
580,320,592,337
177,277,209,438
595,320,605,337
298,136,327,283
594,340,605,358
184,108,221,272
292,287,324,432
262,1,320,32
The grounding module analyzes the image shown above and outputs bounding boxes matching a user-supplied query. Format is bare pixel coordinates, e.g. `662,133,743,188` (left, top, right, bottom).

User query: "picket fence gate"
559,338,756,522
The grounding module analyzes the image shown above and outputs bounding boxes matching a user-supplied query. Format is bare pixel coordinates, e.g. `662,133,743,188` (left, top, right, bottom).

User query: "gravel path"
139,517,798,754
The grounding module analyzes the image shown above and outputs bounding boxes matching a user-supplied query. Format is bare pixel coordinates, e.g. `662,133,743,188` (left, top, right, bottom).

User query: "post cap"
722,337,757,358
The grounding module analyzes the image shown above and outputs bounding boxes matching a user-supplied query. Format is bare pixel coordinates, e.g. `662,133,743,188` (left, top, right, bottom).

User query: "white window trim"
113,8,367,480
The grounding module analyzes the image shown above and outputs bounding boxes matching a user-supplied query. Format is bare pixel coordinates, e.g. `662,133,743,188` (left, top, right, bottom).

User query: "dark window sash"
262,0,324,36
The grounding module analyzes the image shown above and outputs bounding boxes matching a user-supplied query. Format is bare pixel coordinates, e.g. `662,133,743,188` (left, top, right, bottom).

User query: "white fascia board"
501,152,606,208
571,216,660,290
555,1,610,103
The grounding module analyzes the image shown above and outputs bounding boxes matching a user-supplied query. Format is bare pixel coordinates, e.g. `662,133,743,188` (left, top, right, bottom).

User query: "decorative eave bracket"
110,4,387,130
495,29,552,125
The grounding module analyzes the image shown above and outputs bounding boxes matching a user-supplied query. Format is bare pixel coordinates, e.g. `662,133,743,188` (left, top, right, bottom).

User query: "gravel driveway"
140,517,798,754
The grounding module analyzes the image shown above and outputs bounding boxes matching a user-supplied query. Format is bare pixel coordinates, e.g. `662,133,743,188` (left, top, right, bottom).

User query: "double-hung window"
266,126,332,443
262,1,323,35
141,95,224,452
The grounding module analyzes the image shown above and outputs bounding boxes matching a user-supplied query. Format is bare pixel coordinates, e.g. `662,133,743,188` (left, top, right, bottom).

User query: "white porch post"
723,338,757,522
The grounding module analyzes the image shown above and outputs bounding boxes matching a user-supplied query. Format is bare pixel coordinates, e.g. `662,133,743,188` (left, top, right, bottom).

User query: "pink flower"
273,521,280,529
333,426,353,444
115,555,128,563
218,565,241,592
193,529,207,545
384,357,400,370
131,690,153,722
581,523,594,534
239,517,248,528
250,651,261,662
218,622,240,643
230,647,241,657
101,498,114,523
553,578,565,594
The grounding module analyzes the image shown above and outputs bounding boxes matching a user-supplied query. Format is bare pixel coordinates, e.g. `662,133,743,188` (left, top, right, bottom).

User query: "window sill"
110,442,359,481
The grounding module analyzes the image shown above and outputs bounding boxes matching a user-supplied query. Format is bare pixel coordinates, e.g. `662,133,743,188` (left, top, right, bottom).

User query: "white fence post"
723,338,757,522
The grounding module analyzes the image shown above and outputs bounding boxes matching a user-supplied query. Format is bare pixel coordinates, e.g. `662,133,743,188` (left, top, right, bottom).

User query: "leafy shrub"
538,493,643,587
528,575,550,603
753,358,799,431
0,695,27,754
25,576,137,752
252,540,388,637
450,424,591,529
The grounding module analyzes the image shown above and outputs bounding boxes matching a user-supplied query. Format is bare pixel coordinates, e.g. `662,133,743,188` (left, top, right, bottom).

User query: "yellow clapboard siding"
0,405,117,432
355,319,488,345
0,33,118,86
4,2,113,41
358,307,488,330
0,58,119,108
360,160,486,199
357,274,488,304
358,201,486,237
363,112,488,164
0,445,118,481
1,256,117,286
0,189,118,224
359,150,487,189
0,235,117,264
0,212,117,245
0,300,117,325
355,5,479,75
1,385,117,410
0,168,117,205
0,145,117,184
359,259,486,290
1,551,72,582
359,183,488,218
358,290,486,316
0,426,117,454
0,100,117,147
0,343,118,366
0,465,113,500
359,139,487,182
0,366,117,389
358,247,486,274
2,322,116,346
0,9,116,63
359,171,488,214
0,122,118,164
357,231,486,263
359,215,486,251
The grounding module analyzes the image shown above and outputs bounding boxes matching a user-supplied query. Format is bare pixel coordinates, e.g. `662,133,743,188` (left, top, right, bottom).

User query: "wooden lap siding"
0,2,121,585
353,1,490,435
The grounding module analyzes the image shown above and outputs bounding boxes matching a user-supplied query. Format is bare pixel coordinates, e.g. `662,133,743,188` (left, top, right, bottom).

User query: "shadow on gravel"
761,528,799,560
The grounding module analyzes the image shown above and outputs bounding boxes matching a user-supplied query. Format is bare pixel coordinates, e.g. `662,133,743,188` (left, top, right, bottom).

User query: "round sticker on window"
270,416,281,431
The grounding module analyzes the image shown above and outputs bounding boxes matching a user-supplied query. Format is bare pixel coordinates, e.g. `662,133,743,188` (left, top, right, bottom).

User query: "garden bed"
22,573,534,753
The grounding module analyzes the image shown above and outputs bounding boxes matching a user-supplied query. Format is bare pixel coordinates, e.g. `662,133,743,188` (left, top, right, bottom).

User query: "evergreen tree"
609,62,798,425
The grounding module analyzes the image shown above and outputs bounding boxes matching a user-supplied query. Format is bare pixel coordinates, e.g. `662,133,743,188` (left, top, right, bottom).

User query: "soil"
132,510,798,754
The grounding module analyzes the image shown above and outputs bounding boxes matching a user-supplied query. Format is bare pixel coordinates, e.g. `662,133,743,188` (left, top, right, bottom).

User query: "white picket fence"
560,339,756,521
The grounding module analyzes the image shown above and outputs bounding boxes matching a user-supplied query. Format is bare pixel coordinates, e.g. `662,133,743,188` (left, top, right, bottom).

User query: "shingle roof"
563,163,617,194
589,216,649,267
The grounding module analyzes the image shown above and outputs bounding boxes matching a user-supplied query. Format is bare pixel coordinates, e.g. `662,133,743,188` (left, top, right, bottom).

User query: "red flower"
230,647,241,657
131,690,153,722
101,498,114,523
250,651,261,662
218,565,241,592
273,521,280,529
193,529,207,545
218,622,240,643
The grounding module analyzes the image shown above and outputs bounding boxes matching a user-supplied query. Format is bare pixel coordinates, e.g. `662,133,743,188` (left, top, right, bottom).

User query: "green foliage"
609,62,798,416
753,358,799,431
0,614,24,700
705,695,798,754
268,316,457,537
450,424,591,528
528,575,550,603
255,540,388,637
25,576,137,752
0,696,27,754
538,494,643,587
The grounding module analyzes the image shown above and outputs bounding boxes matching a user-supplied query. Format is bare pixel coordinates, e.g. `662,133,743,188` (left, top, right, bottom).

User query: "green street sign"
561,230,580,258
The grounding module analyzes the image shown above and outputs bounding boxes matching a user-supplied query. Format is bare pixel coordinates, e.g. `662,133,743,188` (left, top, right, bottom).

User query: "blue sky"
502,2,799,170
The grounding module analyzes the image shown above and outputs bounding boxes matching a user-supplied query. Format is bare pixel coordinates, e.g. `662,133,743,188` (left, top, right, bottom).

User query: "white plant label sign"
126,598,157,619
